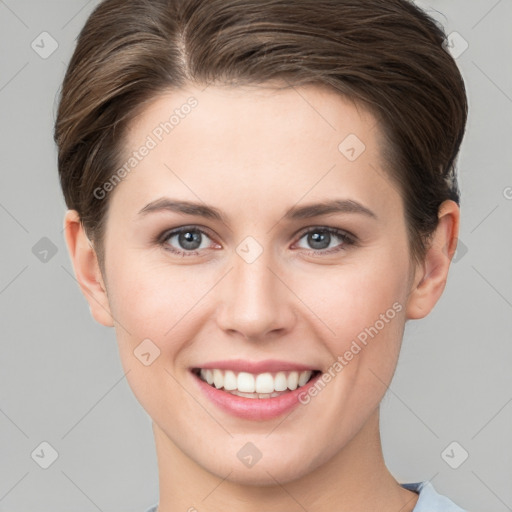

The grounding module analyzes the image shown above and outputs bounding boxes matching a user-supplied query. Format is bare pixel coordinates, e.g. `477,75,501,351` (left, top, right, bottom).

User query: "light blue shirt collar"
144,480,467,512
401,481,467,511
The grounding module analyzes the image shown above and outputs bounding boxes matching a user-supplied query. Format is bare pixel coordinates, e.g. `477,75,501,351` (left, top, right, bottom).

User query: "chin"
198,445,321,487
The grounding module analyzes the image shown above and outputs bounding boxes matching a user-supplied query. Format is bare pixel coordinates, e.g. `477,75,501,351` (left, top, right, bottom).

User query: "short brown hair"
54,0,468,269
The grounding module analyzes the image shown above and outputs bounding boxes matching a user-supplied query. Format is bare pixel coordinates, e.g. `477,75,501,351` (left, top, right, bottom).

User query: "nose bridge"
216,236,295,339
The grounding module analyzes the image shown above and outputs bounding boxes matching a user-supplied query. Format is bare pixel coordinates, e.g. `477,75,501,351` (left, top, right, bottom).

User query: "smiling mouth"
192,368,322,399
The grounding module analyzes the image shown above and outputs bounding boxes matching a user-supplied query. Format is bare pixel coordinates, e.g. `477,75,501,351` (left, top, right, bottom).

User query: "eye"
294,226,356,254
159,226,218,256
156,225,357,258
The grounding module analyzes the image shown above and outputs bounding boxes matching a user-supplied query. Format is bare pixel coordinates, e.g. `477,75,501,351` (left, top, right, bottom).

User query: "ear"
63,209,114,327
405,199,460,319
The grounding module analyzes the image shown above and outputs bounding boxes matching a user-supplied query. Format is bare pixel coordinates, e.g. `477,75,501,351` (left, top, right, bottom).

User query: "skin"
64,83,459,512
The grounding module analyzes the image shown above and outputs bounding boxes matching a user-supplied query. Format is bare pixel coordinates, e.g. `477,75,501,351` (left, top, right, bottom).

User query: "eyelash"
156,225,357,257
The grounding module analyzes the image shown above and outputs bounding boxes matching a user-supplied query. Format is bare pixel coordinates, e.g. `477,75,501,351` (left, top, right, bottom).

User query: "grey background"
0,0,511,510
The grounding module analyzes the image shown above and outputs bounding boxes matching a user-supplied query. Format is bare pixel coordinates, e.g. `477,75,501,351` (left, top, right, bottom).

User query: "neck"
152,408,419,512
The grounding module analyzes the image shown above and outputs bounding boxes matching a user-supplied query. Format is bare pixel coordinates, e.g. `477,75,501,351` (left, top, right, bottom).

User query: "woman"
54,0,468,510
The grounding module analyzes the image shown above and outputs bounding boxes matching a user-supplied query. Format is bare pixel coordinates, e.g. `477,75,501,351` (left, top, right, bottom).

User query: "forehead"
127,82,376,149
109,83,399,222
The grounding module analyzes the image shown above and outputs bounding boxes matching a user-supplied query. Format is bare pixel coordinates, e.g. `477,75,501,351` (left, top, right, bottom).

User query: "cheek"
107,256,209,336
303,259,406,338
104,258,208,411
293,250,409,386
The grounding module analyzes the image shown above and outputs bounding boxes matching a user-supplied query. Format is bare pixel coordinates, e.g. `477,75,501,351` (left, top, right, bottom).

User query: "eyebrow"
137,197,377,222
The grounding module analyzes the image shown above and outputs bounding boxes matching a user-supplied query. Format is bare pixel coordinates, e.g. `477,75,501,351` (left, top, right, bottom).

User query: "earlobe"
405,200,460,320
63,209,114,327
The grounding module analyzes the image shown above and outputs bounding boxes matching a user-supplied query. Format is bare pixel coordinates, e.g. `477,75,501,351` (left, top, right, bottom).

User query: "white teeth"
228,390,284,399
274,372,288,391
255,372,274,393
213,369,223,389
198,368,315,395
287,371,299,391
223,370,237,390
237,372,255,392
298,370,311,387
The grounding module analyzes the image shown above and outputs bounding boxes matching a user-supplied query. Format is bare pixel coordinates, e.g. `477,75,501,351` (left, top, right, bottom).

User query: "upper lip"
191,359,320,374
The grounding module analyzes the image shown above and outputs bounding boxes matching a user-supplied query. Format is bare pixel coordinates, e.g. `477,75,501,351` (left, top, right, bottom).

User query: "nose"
215,244,297,341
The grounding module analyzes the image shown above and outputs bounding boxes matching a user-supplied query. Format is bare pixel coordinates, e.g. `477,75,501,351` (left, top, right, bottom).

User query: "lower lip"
191,370,322,421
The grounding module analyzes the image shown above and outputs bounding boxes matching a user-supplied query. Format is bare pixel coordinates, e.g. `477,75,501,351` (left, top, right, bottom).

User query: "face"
90,83,419,484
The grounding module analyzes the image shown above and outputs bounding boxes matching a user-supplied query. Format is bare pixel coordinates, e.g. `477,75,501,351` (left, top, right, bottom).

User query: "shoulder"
143,506,158,512
402,481,468,511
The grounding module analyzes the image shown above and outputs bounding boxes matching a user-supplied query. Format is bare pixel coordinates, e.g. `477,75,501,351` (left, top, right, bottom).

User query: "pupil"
309,230,330,250
179,230,201,250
